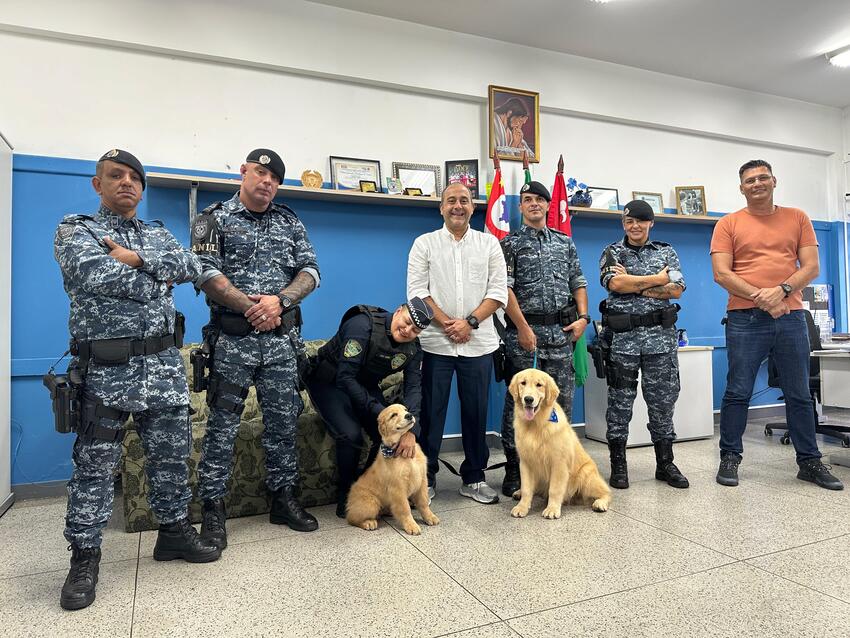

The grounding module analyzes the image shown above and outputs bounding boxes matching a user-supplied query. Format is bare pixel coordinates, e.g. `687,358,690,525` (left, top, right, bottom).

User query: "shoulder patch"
191,212,220,254
391,353,407,369
57,223,76,242
343,339,363,358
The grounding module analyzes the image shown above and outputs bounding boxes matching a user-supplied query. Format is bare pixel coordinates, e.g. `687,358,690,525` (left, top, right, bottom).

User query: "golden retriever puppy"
346,404,440,535
508,369,611,519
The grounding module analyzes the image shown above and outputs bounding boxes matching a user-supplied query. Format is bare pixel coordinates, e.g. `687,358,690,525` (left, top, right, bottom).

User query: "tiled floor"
2,413,849,638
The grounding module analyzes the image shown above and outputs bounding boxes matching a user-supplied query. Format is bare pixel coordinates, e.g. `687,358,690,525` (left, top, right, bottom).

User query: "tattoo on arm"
201,275,254,313
641,283,682,299
280,271,316,304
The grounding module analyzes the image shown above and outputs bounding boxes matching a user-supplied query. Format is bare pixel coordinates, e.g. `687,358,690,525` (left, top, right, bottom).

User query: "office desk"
811,350,850,408
584,346,714,448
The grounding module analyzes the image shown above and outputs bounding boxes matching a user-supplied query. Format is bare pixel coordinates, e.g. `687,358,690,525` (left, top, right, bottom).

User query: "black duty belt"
506,304,578,328
602,304,679,333
72,334,177,366
213,306,302,337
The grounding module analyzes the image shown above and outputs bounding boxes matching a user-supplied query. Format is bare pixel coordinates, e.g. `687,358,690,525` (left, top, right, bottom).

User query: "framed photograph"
403,187,423,197
675,186,707,216
488,85,540,163
445,159,479,199
385,177,403,195
329,156,382,191
587,186,620,211
359,180,378,193
392,162,441,196
632,191,664,216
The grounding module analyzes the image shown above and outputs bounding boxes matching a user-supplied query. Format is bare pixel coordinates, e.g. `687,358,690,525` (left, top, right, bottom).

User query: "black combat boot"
654,440,689,488
797,459,844,491
60,545,101,611
501,447,521,497
336,483,353,519
153,517,222,562
270,486,319,532
200,499,228,550
608,441,629,489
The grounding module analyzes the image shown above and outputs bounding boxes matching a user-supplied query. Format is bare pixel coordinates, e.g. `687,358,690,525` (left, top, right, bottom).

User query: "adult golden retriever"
508,369,611,519
346,404,440,535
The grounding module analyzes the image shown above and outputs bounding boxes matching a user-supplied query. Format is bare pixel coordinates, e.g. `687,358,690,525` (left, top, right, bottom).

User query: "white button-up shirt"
407,224,508,357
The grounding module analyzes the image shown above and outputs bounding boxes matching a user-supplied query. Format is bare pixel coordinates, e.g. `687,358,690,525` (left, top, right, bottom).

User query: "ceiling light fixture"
825,44,850,67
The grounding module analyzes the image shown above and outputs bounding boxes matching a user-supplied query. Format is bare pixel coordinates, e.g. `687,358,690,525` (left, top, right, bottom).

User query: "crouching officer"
192,148,321,549
51,149,219,611
499,181,590,497
304,298,433,517
599,199,689,490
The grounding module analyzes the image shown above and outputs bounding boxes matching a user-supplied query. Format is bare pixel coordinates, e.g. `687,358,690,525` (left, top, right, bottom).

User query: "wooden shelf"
570,206,720,225
146,172,487,209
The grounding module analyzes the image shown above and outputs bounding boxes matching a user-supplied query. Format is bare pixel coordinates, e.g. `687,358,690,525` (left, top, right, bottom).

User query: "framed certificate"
329,156,382,191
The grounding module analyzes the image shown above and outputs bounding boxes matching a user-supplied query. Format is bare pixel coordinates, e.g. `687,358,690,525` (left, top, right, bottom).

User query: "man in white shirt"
407,183,508,503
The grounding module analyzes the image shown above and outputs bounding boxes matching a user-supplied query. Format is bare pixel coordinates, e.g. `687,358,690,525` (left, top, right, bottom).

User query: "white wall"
0,131,12,514
0,0,844,218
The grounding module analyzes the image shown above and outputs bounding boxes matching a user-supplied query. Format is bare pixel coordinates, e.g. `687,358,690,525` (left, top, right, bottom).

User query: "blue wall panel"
9,155,846,486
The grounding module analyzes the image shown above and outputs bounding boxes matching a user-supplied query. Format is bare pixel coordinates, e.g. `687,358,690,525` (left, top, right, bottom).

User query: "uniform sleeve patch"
343,339,363,358
57,224,76,242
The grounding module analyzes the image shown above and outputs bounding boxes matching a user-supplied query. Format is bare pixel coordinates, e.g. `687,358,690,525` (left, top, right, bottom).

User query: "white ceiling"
309,0,850,108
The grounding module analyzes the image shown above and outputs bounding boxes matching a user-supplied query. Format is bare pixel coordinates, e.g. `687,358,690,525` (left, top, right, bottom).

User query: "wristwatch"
277,293,293,310
466,314,480,330
578,313,592,324
779,283,793,298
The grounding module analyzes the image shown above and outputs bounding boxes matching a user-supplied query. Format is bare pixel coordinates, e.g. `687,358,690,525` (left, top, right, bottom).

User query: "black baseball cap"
405,297,434,330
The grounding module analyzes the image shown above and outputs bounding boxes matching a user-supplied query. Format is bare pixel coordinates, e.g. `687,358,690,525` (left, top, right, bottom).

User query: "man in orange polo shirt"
710,159,842,490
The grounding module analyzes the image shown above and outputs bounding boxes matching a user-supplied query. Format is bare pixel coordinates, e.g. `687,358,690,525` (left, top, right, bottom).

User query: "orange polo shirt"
709,206,818,311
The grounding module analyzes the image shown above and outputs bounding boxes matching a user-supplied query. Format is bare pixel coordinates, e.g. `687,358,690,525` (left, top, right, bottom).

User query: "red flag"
485,156,509,240
548,154,572,235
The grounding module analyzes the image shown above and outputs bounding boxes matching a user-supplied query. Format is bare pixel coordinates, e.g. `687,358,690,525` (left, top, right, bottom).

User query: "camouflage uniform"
194,193,320,500
55,204,201,548
500,225,587,453
599,238,685,443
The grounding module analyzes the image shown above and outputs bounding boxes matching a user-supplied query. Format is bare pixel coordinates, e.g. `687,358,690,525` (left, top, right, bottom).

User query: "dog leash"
532,348,538,369
437,457,506,476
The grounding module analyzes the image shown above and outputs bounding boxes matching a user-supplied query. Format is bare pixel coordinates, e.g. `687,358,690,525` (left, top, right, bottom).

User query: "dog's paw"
359,519,379,531
542,505,562,519
422,513,440,526
403,522,422,535
511,489,521,501
592,498,609,512
511,505,529,518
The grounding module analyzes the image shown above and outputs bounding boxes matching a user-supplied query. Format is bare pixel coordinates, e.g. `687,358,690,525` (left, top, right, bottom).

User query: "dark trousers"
305,377,381,499
420,352,492,485
720,309,821,463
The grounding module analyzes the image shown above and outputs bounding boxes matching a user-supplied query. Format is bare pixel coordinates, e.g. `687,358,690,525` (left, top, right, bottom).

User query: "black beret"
98,149,146,190
246,148,285,183
519,180,551,202
623,199,655,221
405,296,434,330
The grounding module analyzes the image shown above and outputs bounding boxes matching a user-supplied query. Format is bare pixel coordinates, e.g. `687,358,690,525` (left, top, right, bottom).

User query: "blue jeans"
719,309,821,463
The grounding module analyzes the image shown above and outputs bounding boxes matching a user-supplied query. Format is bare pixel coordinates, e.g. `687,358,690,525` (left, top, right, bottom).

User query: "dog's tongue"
523,406,536,420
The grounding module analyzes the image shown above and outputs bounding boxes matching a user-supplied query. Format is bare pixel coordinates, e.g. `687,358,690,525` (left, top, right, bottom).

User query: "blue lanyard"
532,349,538,369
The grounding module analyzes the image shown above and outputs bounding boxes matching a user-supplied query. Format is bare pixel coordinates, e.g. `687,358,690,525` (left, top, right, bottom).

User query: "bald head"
441,182,472,205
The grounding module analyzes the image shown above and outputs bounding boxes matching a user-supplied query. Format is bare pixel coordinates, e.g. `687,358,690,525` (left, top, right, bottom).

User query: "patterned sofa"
120,340,400,532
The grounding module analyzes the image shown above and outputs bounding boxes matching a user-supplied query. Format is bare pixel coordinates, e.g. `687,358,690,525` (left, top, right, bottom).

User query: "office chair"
764,310,850,448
